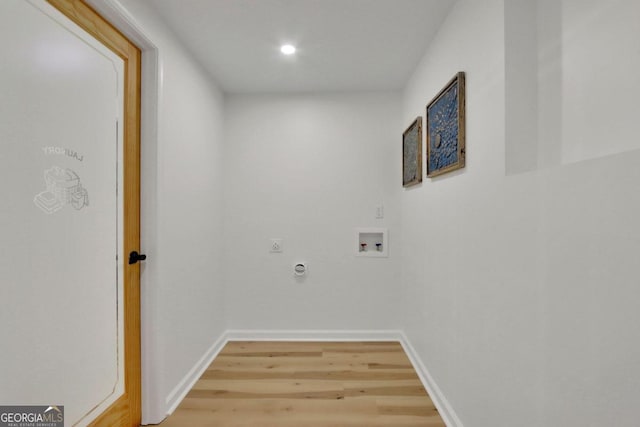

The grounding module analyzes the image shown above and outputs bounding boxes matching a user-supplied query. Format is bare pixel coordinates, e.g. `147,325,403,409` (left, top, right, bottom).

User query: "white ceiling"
146,0,457,93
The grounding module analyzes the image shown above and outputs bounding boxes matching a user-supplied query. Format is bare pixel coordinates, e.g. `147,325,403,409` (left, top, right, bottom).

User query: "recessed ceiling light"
280,44,296,55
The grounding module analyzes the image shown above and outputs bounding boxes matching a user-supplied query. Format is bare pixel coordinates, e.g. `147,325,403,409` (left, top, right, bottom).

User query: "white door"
0,1,141,426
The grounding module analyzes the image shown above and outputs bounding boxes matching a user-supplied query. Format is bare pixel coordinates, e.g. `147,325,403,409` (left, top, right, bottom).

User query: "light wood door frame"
46,1,142,425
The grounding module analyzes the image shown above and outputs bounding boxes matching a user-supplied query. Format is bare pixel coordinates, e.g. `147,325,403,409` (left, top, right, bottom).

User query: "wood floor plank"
159,341,445,427
200,369,419,380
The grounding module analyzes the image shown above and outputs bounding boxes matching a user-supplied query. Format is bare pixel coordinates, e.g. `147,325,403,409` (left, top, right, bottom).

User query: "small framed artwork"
402,117,422,187
426,72,465,178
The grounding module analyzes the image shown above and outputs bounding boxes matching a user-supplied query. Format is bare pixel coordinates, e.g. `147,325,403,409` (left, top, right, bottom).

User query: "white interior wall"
223,93,401,331
403,0,640,426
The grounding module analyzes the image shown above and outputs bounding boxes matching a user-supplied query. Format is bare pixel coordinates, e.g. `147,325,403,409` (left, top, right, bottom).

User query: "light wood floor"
159,341,445,427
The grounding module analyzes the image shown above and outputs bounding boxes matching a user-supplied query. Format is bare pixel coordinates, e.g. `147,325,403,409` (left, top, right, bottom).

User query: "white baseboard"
399,331,464,427
162,329,462,427
164,331,229,416
225,329,404,342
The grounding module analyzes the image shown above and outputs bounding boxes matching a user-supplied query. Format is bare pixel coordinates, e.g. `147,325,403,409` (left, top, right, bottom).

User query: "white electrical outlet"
376,205,384,219
270,238,283,253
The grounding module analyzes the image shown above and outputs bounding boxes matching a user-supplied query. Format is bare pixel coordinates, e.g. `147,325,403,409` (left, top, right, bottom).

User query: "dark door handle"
128,251,147,265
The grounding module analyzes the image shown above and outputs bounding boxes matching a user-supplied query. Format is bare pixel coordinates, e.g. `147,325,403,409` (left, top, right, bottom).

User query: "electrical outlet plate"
270,238,283,253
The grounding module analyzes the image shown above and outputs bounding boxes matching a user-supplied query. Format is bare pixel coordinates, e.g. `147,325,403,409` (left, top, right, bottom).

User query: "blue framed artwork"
426,72,465,177
402,117,422,187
